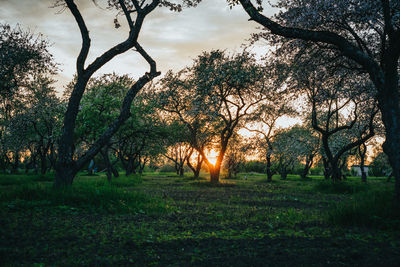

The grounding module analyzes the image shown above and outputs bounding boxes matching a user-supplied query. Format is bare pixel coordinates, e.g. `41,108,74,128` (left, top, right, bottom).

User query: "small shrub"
328,189,400,229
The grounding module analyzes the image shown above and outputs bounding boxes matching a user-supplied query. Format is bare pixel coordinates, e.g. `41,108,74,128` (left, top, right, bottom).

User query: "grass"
0,173,166,214
1,171,400,266
314,179,370,194
328,188,400,229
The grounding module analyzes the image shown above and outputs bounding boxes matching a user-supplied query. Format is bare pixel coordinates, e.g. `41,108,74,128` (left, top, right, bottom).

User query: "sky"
0,0,280,93
0,0,301,128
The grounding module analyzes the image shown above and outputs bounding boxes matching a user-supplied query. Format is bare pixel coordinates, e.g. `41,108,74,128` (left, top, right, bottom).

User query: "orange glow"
206,149,219,166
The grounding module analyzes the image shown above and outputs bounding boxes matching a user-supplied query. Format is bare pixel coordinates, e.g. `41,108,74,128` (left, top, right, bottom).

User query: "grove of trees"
1,0,399,201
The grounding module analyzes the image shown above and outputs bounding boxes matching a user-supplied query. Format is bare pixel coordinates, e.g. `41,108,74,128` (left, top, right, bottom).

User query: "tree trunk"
112,166,119,177
331,161,342,182
194,163,201,178
301,156,313,179
179,166,184,176
227,168,233,179
186,152,202,179
11,150,19,174
383,139,400,203
322,158,330,180
266,155,273,182
280,169,287,180
48,143,56,171
358,143,367,183
40,154,47,175
54,167,77,188
360,158,367,183
209,167,220,183
126,160,134,176
380,99,400,202
100,148,112,183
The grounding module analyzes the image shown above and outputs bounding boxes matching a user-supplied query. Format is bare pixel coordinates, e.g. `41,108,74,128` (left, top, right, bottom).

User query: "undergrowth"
314,180,369,194
328,188,400,229
0,179,166,214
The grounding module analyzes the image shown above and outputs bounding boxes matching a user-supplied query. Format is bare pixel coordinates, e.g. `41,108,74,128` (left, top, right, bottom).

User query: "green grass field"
1,171,399,266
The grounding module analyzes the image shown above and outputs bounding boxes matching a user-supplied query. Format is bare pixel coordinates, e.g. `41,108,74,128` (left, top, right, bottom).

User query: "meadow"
1,172,400,266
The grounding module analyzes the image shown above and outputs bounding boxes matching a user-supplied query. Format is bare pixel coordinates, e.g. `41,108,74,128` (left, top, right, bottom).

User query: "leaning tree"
52,0,201,187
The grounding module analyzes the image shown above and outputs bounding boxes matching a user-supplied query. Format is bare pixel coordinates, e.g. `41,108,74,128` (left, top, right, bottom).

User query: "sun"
206,149,219,166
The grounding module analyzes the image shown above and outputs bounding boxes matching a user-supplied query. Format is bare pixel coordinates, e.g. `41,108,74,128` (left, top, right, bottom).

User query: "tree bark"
359,143,367,183
40,154,47,175
209,166,220,183
186,152,202,179
266,155,273,182
11,150,19,174
54,0,160,188
301,155,313,179
100,147,112,183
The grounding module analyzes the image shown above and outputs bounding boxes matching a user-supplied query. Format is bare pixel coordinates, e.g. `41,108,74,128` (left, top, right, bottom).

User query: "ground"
0,172,399,266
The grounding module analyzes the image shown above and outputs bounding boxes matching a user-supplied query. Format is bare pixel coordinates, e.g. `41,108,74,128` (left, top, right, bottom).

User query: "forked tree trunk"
187,152,203,179
53,0,160,188
209,167,220,183
301,155,313,179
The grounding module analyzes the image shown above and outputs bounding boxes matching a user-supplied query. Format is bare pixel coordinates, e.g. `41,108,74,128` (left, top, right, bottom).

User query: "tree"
52,0,207,187
0,23,55,100
307,77,378,181
223,133,246,179
116,92,168,177
158,50,269,182
271,127,305,179
0,23,56,173
11,76,64,174
245,101,296,181
286,125,320,179
233,0,400,199
74,74,133,180
277,42,379,181
370,150,392,178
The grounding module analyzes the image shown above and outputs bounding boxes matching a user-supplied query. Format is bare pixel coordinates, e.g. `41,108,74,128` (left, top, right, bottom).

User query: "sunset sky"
0,0,279,92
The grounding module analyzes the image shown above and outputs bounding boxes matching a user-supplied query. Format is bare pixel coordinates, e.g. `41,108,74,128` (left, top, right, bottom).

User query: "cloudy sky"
0,0,279,93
